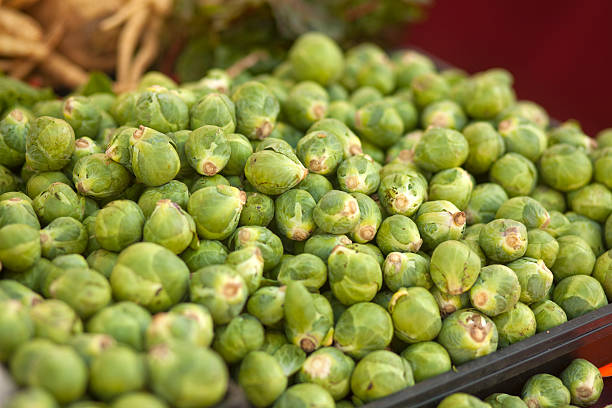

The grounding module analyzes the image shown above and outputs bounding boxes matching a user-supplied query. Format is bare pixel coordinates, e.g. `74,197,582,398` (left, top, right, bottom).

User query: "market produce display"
437,358,604,408
0,31,611,407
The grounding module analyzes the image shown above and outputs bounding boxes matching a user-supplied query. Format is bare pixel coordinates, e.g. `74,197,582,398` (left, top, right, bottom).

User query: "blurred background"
406,0,612,135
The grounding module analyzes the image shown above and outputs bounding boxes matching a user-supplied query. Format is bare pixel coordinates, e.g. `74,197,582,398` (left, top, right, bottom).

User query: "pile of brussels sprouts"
438,358,604,408
0,31,611,408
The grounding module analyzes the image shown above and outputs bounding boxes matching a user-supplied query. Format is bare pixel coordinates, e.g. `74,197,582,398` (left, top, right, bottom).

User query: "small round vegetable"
498,117,547,162
181,240,228,272
111,392,168,408
129,126,180,187
430,240,481,295
401,341,451,383
355,100,404,148
244,146,308,195
525,229,560,268
350,350,414,403
490,153,537,197
228,226,284,272
492,302,536,347
522,374,571,408
465,183,509,225
89,345,147,401
247,286,285,328
289,32,344,86
26,116,75,171
0,300,34,362
421,99,467,130
389,287,442,343
430,286,471,317
273,383,335,408
275,189,317,241
86,302,152,351
495,196,550,229
239,192,274,227
32,182,85,225
416,200,466,251
567,183,612,223
593,250,612,300
297,347,355,400
551,235,596,281
414,127,469,172
350,192,382,244
184,125,230,176
313,190,360,234
145,304,214,349
530,185,567,213
378,173,427,217
0,224,40,272
383,251,432,291
531,299,568,333
470,264,521,317
463,121,506,175
328,245,382,305
336,154,381,195
437,309,498,365
189,92,236,133
507,258,554,304
138,180,189,218
437,393,491,408
40,217,88,259
213,314,264,364
553,275,607,319
428,167,474,210
95,200,145,252
278,253,327,291
188,185,246,240
479,219,528,263
239,351,287,407
333,302,393,359
411,72,450,108
560,358,604,407
539,144,593,192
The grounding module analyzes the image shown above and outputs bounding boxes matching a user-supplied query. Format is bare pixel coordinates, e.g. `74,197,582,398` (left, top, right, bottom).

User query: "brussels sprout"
346,193,381,244
183,125,230,176
89,345,146,401
296,130,344,176
508,258,554,304
72,153,132,199
129,126,180,186
62,96,101,139
378,173,427,217
326,83,348,102
470,264,521,317
224,246,264,295
531,299,568,332
244,146,308,195
86,302,151,351
551,235,596,281
401,341,451,383
522,374,571,408
539,144,592,192
5,388,59,408
0,108,29,168
411,72,450,108
179,240,226,273
416,200,466,251
354,100,404,148
272,343,306,377
133,86,189,133
213,313,264,364
312,190,359,234
421,99,467,130
553,275,607,319
430,240,481,295
492,302,536,347
593,147,612,190
26,116,75,171
463,121,506,174
105,126,137,171
111,392,168,408
218,133,251,177
32,182,85,225
341,43,395,94
190,175,230,193
361,140,385,164
40,217,88,259
490,153,537,197
239,351,287,407
0,280,43,307
137,180,189,219
496,196,550,229
26,171,71,199
45,267,111,318
393,50,436,88
69,332,116,367
228,226,284,272
414,127,469,172
350,86,383,108
285,81,329,130
304,233,352,262
437,309,498,365
333,302,393,359
110,242,189,313
560,217,605,257
297,347,354,400
479,219,528,263
95,200,144,252
239,192,274,227
465,183,509,225
10,339,87,404
459,73,515,119
498,117,547,162
430,286,471,317
428,167,474,210
593,250,612,300
389,287,442,343
247,285,285,327
0,191,31,203
560,358,604,406
499,100,549,129
289,32,344,86
0,164,18,194
143,199,198,254
548,121,595,152
484,393,528,408
277,253,326,291
438,393,491,408
567,183,612,223
275,189,317,241
543,211,571,238
29,299,82,343
530,185,567,213
308,118,363,159
188,185,245,240
0,300,34,361
189,92,236,133
0,224,40,271
274,383,335,408
350,350,414,403
148,344,228,408
328,245,382,305
383,251,431,291
189,264,247,325
336,155,380,195
385,130,422,164
327,100,356,127
460,223,487,265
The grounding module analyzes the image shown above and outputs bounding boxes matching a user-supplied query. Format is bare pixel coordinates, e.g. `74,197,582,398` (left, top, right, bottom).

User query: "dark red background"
404,0,612,136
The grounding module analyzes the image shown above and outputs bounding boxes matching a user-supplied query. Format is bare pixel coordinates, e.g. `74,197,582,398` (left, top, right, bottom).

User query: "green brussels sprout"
559,217,605,256
531,299,568,332
349,192,382,244
297,347,354,401
336,155,380,195
551,235,596,281
133,86,189,133
239,351,287,407
313,190,360,234
492,302,536,347
40,217,87,259
548,121,595,152
553,275,607,319
350,86,383,108
10,339,87,404
10,258,56,293
129,126,180,186
560,358,604,406
376,215,422,256
111,242,189,312
247,285,285,327
354,100,404,148
428,167,474,210
508,258,554,304
430,286,470,317
383,252,431,291
437,309,498,364
89,345,147,401
29,299,82,343
593,147,612,190
105,126,136,171
360,140,384,165
327,83,349,102
273,383,335,408
327,100,356,127
393,50,436,88
328,245,382,305
95,200,144,251
484,393,528,408
285,81,330,130
284,281,334,352
498,117,547,162
232,81,280,140
32,182,85,225
430,240,481,295
479,219,528,263
275,189,316,241
228,226,283,271
333,302,393,359
0,165,18,195
0,224,40,271
593,250,612,300
111,392,168,408
421,99,467,130
414,127,469,172
567,183,612,223
213,314,264,363
460,223,487,262
465,183,509,225
269,122,302,149
197,68,231,93
5,388,59,408
389,287,442,343
239,192,274,227
522,374,571,408
495,196,550,229
277,253,326,291
143,199,198,254
138,71,177,90
378,172,427,217
597,128,612,148
72,154,132,199
530,185,567,213
272,342,308,378
148,344,228,408
184,125,230,176
543,211,571,238
0,280,43,306
416,200,466,251
345,242,384,265
438,393,491,408
0,191,31,202
26,116,75,171
188,185,245,240
222,247,263,295
499,100,549,129
0,299,34,361
138,180,189,218
51,253,87,269
462,122,506,175
490,153,537,197
411,72,450,108
62,96,102,138
350,350,414,403
45,267,111,318
289,32,344,86
459,74,515,119
401,341,452,382
0,108,29,168
303,233,352,262
189,174,229,193
260,330,289,354
31,98,63,118
221,132,252,176
86,302,151,351
167,130,197,179
109,92,136,125
69,332,116,366
26,171,71,199
384,130,422,164
539,144,592,192
296,130,344,175
189,92,236,133
67,136,103,176
245,142,308,195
